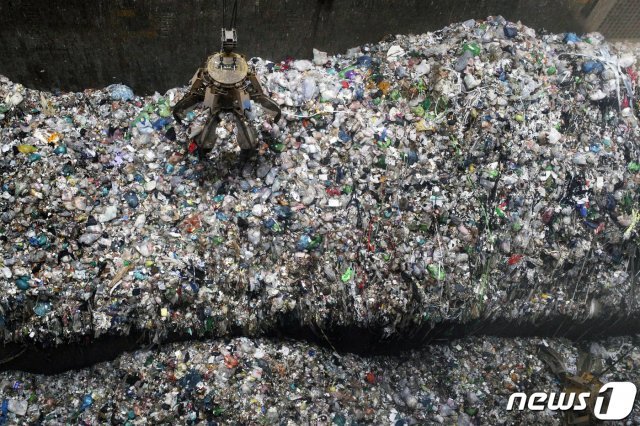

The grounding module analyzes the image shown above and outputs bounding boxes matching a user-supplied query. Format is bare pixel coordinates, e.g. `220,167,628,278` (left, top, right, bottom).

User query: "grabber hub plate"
207,52,249,87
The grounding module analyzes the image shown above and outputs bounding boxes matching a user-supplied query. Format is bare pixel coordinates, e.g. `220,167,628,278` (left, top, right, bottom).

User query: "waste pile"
0,336,638,424
1,16,640,348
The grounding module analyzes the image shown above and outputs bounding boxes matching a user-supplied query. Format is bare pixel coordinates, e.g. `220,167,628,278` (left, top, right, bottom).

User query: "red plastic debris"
541,208,554,224
181,214,202,233
224,354,239,369
508,254,523,265
365,371,376,384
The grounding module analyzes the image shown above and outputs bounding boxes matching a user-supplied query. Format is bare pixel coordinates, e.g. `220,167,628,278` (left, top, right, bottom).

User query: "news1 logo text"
507,382,637,421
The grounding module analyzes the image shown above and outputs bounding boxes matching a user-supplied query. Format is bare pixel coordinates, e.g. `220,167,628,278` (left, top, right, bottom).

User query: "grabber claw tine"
173,92,204,124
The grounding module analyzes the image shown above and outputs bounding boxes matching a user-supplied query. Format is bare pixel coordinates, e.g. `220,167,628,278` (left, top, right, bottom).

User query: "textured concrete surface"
0,0,583,94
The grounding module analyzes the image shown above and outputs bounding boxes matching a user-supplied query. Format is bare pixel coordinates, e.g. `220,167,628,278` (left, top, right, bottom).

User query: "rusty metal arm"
248,73,281,122
173,69,207,123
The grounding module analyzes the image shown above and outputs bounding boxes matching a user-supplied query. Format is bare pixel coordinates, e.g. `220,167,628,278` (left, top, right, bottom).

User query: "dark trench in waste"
3,312,640,375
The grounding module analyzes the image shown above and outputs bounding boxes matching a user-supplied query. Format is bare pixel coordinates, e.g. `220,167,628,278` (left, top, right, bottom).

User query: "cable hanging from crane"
222,0,239,29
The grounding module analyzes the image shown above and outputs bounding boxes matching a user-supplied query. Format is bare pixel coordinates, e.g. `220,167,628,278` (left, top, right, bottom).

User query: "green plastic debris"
465,407,479,416
131,111,150,127
628,162,640,173
427,264,446,281
341,267,354,282
270,142,285,153
333,414,347,426
155,98,172,117
338,65,356,79
412,105,425,116
17,145,38,154
15,275,30,291
36,234,48,247
377,138,392,149
462,42,481,56
307,235,323,250
62,164,75,176
205,317,214,332
144,355,154,366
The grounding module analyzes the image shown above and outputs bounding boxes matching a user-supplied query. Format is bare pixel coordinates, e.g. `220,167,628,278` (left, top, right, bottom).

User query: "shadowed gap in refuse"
1,312,640,375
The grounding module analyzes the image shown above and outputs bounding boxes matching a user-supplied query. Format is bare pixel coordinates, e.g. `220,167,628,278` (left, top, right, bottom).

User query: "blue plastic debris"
80,394,93,411
582,60,605,74
576,203,588,218
563,33,581,43
296,234,311,251
124,191,139,209
107,84,134,101
356,55,372,67
503,26,518,38
0,399,8,426
34,302,52,317
152,117,171,130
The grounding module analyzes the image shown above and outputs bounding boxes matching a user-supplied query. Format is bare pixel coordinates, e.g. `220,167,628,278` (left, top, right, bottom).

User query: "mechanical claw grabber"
173,1,281,156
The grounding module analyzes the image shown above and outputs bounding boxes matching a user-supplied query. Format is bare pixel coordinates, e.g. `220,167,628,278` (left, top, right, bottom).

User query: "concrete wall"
0,0,583,94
